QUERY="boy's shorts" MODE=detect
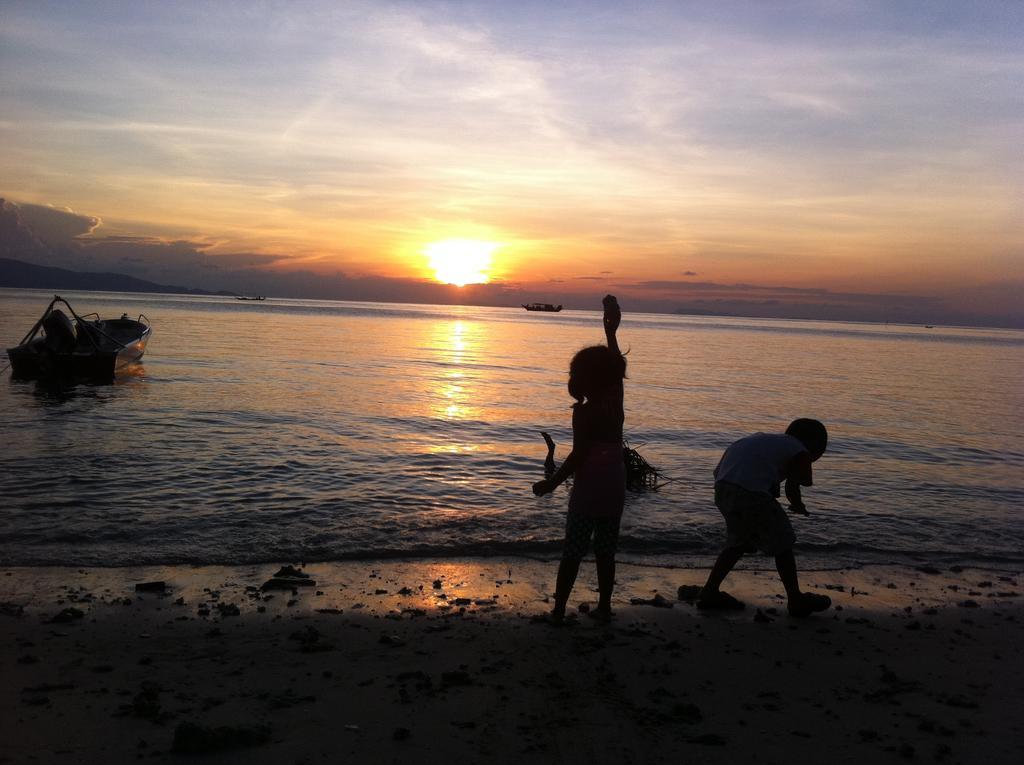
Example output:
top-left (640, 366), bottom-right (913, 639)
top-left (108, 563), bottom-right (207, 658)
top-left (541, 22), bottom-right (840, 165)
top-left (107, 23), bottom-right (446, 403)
top-left (562, 512), bottom-right (621, 560)
top-left (715, 481), bottom-right (795, 555)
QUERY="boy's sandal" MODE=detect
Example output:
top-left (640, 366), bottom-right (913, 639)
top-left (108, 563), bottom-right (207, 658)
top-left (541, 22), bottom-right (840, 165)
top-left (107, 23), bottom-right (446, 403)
top-left (696, 591), bottom-right (745, 610)
top-left (787, 592), bottom-right (832, 618)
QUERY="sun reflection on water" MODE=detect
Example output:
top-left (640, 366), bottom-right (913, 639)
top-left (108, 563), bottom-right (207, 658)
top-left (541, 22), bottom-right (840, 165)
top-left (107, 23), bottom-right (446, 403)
top-left (429, 319), bottom-right (483, 424)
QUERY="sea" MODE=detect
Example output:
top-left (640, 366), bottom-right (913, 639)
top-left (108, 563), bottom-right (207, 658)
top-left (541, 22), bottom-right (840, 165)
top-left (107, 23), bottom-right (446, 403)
top-left (1, 288), bottom-right (1022, 572)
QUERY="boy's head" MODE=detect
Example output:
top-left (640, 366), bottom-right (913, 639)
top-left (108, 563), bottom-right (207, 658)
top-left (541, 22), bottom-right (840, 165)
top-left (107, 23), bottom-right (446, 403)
top-left (568, 345), bottom-right (626, 403)
top-left (786, 418), bottom-right (828, 460)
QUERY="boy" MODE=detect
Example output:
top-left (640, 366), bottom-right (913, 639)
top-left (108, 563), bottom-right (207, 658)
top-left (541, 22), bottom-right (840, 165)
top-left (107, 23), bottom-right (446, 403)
top-left (695, 418), bottom-right (831, 617)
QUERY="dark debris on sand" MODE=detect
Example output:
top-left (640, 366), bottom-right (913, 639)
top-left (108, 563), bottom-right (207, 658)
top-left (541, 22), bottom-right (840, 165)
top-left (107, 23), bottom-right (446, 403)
top-left (171, 722), bottom-right (272, 754)
top-left (261, 565), bottom-right (316, 592)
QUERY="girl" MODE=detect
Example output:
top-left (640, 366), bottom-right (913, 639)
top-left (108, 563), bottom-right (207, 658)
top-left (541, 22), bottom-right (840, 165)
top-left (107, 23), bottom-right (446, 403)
top-left (533, 295), bottom-right (626, 622)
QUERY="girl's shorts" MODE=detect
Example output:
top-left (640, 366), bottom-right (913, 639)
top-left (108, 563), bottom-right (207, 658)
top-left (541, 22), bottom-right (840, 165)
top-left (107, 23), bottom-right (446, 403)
top-left (562, 512), bottom-right (621, 560)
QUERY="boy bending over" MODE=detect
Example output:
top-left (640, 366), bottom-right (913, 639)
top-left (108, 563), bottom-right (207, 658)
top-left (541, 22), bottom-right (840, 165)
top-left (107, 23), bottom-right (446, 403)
top-left (697, 418), bottom-right (831, 617)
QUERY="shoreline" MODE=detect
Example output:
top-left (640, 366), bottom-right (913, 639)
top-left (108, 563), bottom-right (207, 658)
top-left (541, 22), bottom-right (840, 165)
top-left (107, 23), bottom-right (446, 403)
top-left (4, 551), bottom-right (1023, 574)
top-left (3, 558), bottom-right (1022, 763)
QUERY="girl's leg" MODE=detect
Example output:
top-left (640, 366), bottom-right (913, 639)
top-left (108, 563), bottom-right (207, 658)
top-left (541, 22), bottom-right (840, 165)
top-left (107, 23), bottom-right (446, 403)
top-left (595, 553), bottom-right (615, 612)
top-left (592, 517), bottom-right (621, 615)
top-left (553, 555), bottom-right (582, 618)
top-left (552, 512), bottom-right (589, 618)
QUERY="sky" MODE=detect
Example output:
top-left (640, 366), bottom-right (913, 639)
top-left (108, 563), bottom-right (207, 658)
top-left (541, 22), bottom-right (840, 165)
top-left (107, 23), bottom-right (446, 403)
top-left (1, 1), bottom-right (1022, 325)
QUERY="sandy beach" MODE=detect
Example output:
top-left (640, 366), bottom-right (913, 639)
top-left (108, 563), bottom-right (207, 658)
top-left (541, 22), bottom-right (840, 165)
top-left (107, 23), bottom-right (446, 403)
top-left (2, 559), bottom-right (1022, 764)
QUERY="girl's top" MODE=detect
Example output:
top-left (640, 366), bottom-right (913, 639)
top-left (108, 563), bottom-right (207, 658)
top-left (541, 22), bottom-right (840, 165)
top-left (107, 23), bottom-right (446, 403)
top-left (568, 383), bottom-right (626, 518)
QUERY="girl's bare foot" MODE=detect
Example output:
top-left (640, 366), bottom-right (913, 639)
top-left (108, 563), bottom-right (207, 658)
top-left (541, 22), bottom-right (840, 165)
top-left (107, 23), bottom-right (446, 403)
top-left (549, 602), bottom-right (567, 623)
top-left (587, 605), bottom-right (613, 623)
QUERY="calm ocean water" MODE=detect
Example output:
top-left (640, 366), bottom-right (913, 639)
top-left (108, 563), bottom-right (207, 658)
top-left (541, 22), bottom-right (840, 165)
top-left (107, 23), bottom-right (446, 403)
top-left (1, 288), bottom-right (1022, 570)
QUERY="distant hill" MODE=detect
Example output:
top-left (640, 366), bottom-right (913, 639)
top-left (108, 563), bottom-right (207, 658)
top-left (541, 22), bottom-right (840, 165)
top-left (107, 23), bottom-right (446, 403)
top-left (0, 258), bottom-right (233, 296)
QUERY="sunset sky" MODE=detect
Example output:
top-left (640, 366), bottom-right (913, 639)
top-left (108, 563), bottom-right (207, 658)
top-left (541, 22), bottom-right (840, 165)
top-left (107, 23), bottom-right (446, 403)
top-left (1, 1), bottom-right (1022, 325)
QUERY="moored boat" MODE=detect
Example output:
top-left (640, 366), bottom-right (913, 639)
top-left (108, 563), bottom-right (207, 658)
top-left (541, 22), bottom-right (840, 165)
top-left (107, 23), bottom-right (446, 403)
top-left (522, 302), bottom-right (563, 312)
top-left (5, 295), bottom-right (151, 381)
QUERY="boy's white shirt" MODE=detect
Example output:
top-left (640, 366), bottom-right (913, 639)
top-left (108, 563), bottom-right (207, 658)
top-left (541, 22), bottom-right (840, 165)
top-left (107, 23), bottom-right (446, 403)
top-left (713, 433), bottom-right (807, 495)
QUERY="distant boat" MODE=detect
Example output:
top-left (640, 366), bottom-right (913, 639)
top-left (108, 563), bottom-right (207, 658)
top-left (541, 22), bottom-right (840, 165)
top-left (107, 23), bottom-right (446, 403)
top-left (6, 295), bottom-right (151, 381)
top-left (235, 295), bottom-right (266, 301)
top-left (522, 303), bottom-right (563, 312)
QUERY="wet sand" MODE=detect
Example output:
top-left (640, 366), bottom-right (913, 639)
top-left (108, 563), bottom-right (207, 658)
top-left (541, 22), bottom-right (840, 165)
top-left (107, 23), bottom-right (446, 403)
top-left (2, 559), bottom-right (1022, 764)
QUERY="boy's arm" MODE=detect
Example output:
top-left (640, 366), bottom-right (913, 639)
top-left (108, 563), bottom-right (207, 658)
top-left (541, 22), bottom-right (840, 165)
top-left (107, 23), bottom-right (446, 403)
top-left (603, 294), bottom-right (621, 355)
top-left (785, 452), bottom-right (813, 515)
top-left (785, 478), bottom-right (807, 514)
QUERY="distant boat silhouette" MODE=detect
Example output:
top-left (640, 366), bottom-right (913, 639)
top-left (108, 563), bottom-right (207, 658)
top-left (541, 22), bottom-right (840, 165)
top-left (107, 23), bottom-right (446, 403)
top-left (235, 295), bottom-right (266, 301)
top-left (522, 303), bottom-right (563, 312)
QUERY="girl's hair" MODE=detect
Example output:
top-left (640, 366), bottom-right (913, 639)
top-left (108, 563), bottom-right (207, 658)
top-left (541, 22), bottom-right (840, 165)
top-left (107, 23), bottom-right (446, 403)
top-left (568, 345), bottom-right (627, 404)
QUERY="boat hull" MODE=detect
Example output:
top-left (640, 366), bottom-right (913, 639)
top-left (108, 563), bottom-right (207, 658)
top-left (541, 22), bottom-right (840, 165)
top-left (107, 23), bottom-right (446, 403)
top-left (7, 323), bottom-right (150, 381)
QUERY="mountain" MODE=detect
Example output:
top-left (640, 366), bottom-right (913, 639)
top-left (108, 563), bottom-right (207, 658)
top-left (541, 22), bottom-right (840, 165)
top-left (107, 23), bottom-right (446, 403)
top-left (0, 258), bottom-right (234, 296)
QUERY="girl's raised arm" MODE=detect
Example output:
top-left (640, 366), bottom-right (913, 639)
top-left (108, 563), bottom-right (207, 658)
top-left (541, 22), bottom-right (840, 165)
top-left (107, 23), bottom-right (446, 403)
top-left (603, 294), bottom-right (621, 354)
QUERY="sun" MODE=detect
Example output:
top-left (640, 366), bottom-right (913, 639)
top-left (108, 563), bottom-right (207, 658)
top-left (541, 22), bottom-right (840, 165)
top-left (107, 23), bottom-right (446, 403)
top-left (425, 239), bottom-right (499, 286)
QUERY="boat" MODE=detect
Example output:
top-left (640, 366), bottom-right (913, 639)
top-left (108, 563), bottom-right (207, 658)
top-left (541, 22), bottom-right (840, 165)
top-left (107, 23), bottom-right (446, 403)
top-left (235, 295), bottom-right (266, 301)
top-left (6, 295), bottom-right (151, 381)
top-left (522, 303), bottom-right (563, 312)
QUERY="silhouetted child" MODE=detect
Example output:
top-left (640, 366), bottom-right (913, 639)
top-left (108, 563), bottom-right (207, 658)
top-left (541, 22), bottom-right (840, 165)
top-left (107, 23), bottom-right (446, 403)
top-left (696, 419), bottom-right (832, 617)
top-left (533, 295), bottom-right (626, 623)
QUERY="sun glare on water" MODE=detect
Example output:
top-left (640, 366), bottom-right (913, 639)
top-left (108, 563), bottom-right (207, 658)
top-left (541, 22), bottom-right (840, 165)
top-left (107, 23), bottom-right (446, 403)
top-left (425, 239), bottom-right (499, 286)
